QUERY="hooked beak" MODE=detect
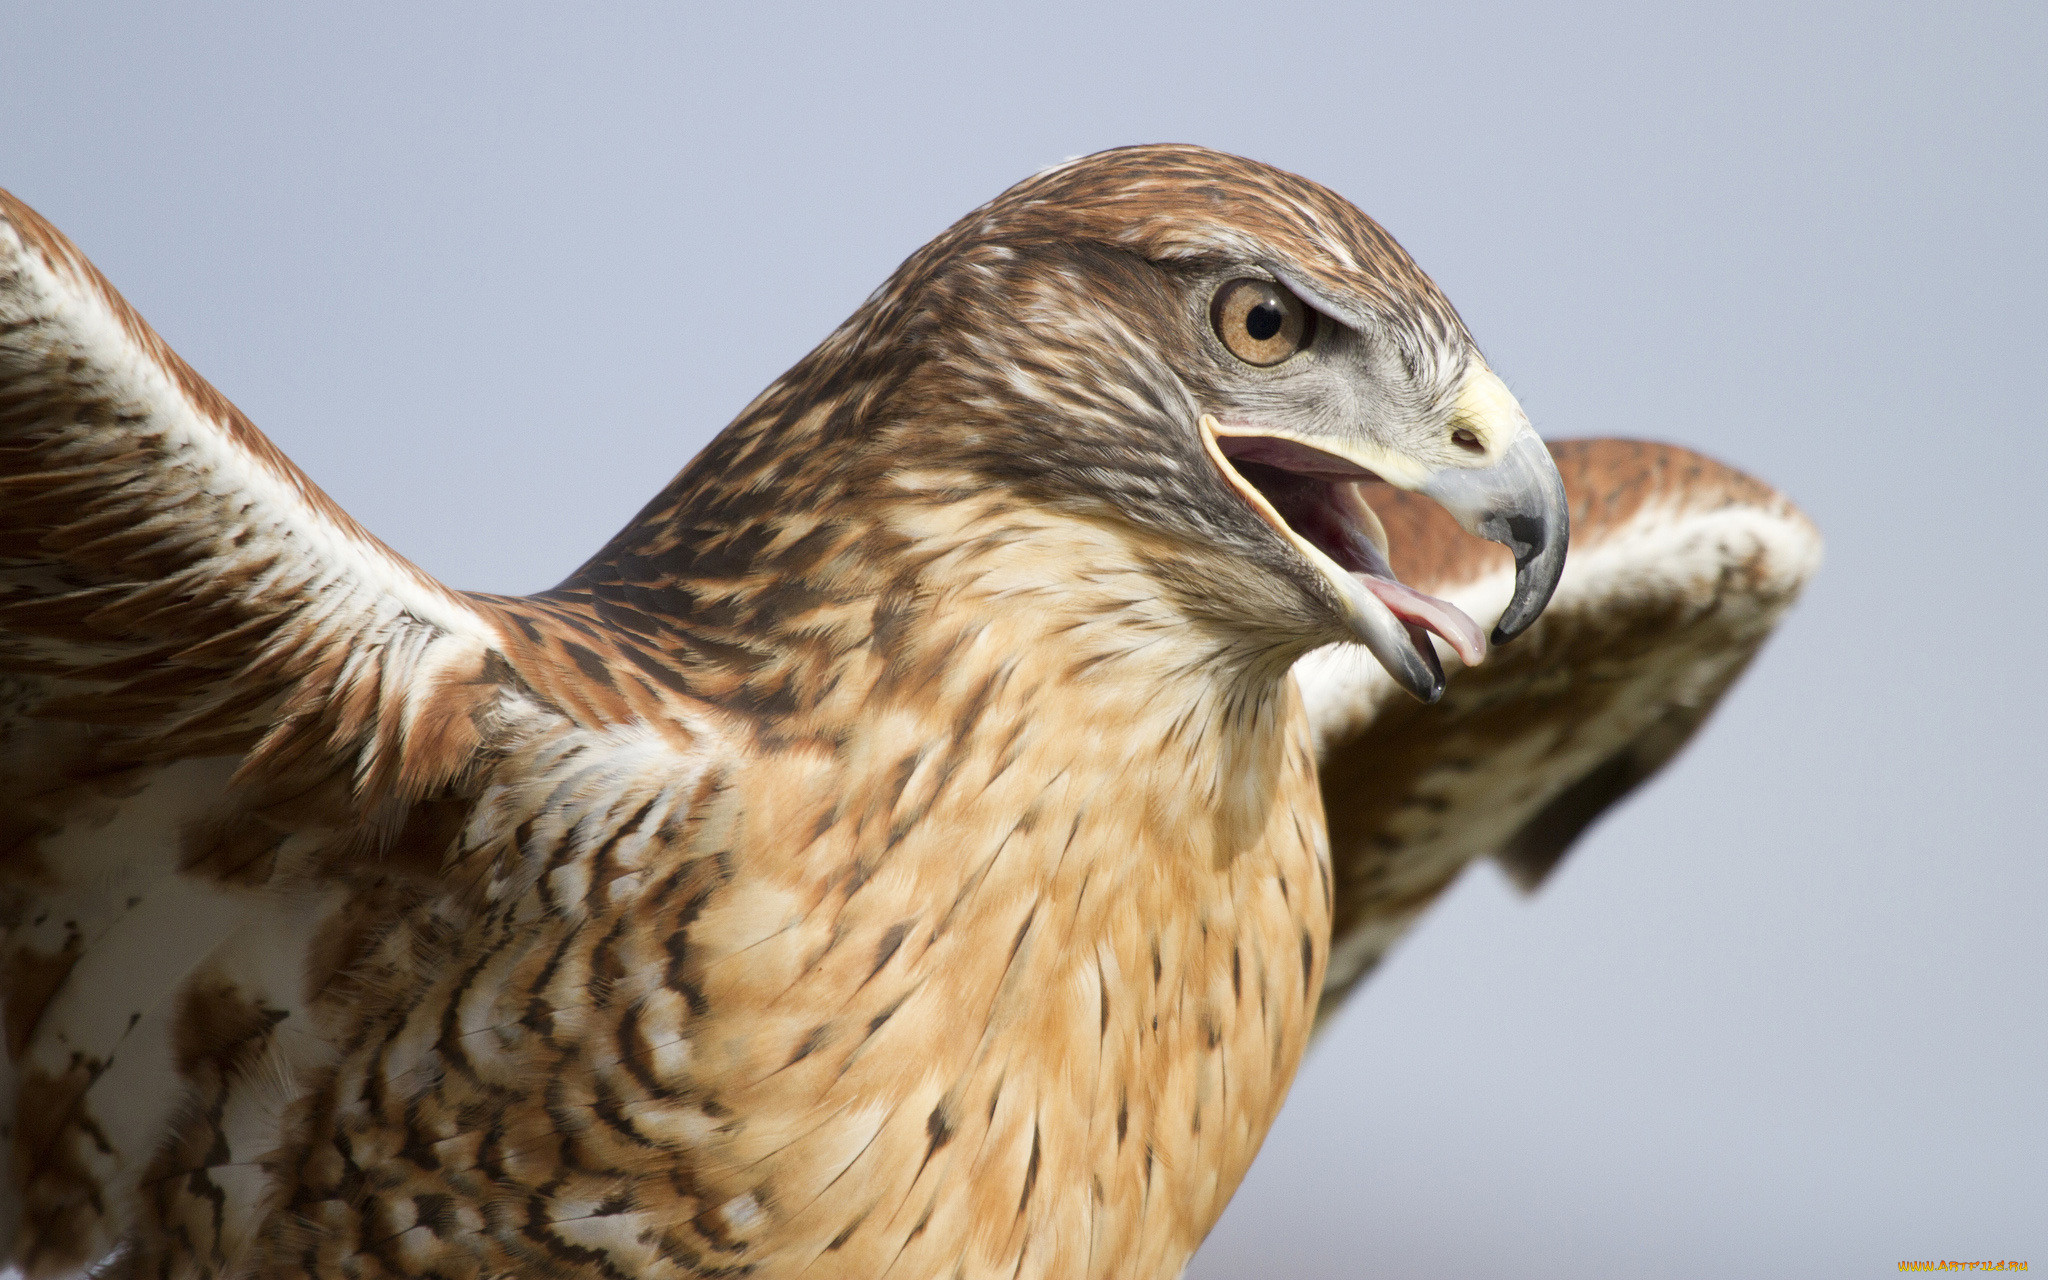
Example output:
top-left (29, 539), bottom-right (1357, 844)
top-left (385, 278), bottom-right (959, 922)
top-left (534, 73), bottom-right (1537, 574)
top-left (1420, 368), bottom-right (1570, 644)
top-left (1199, 365), bottom-right (1569, 701)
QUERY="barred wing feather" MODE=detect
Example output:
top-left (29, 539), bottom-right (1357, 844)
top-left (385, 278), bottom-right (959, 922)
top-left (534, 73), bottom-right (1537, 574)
top-left (1301, 439), bottom-right (1821, 1019)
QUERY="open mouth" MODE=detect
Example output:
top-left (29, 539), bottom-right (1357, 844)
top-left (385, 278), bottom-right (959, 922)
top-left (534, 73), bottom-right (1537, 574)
top-left (1199, 416), bottom-right (1487, 702)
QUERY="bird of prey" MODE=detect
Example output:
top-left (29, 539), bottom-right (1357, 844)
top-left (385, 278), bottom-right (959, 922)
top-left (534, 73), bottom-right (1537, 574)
top-left (0, 146), bottom-right (1816, 1279)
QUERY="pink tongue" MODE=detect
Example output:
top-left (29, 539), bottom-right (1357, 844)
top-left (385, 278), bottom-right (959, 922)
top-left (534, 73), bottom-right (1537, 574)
top-left (1359, 576), bottom-right (1488, 668)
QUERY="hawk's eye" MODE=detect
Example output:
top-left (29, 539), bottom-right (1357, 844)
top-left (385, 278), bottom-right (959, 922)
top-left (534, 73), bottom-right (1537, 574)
top-left (1209, 278), bottom-right (1314, 367)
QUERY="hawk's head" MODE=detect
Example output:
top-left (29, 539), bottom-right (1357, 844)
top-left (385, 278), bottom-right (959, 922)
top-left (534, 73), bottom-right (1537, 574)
top-left (646, 145), bottom-right (1568, 704)
top-left (834, 144), bottom-right (1568, 702)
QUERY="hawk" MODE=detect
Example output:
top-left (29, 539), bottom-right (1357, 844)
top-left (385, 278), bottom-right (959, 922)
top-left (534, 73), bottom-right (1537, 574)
top-left (0, 146), bottom-right (1815, 1279)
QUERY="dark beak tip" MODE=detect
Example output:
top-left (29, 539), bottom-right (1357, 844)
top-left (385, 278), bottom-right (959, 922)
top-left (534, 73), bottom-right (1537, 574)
top-left (1394, 623), bottom-right (1447, 703)
top-left (1489, 611), bottom-right (1543, 645)
top-left (1491, 505), bottom-right (1570, 646)
top-left (1417, 430), bottom-right (1570, 653)
top-left (1492, 559), bottom-right (1564, 646)
top-left (1398, 670), bottom-right (1446, 704)
top-left (1489, 608), bottom-right (1535, 647)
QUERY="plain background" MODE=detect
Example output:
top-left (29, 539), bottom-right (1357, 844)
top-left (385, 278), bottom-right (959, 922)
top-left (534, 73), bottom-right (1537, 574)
top-left (3, 3), bottom-right (2042, 1275)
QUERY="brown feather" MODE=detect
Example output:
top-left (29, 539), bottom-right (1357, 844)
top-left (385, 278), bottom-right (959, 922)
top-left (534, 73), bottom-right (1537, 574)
top-left (1307, 439), bottom-right (1820, 1011)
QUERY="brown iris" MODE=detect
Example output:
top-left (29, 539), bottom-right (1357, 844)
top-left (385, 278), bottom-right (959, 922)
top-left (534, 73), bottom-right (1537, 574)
top-left (1209, 278), bottom-right (1314, 367)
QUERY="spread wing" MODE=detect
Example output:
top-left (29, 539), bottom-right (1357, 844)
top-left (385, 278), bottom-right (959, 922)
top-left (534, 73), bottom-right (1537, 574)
top-left (0, 188), bottom-right (722, 1276)
top-left (1297, 440), bottom-right (1821, 1018)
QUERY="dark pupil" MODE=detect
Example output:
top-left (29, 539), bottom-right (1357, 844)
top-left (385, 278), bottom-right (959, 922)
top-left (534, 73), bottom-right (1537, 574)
top-left (1244, 301), bottom-right (1284, 341)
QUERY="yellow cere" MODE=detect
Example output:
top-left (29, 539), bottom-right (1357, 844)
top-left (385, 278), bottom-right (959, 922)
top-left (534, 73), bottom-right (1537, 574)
top-left (1448, 366), bottom-right (1530, 461)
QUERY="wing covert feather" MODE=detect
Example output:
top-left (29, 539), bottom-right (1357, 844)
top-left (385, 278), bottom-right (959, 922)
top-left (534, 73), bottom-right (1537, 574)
top-left (1297, 439), bottom-right (1820, 1018)
top-left (0, 188), bottom-right (731, 1276)
top-left (0, 187), bottom-right (502, 807)
top-left (0, 184), bottom-right (513, 1276)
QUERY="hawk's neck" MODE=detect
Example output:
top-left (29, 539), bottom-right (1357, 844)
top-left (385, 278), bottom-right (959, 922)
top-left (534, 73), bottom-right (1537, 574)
top-left (659, 494), bottom-right (1335, 1278)
top-left (529, 448), bottom-right (1336, 1277)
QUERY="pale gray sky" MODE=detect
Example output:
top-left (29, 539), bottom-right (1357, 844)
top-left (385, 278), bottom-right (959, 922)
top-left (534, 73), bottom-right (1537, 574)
top-left (4, 3), bottom-right (2042, 1275)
